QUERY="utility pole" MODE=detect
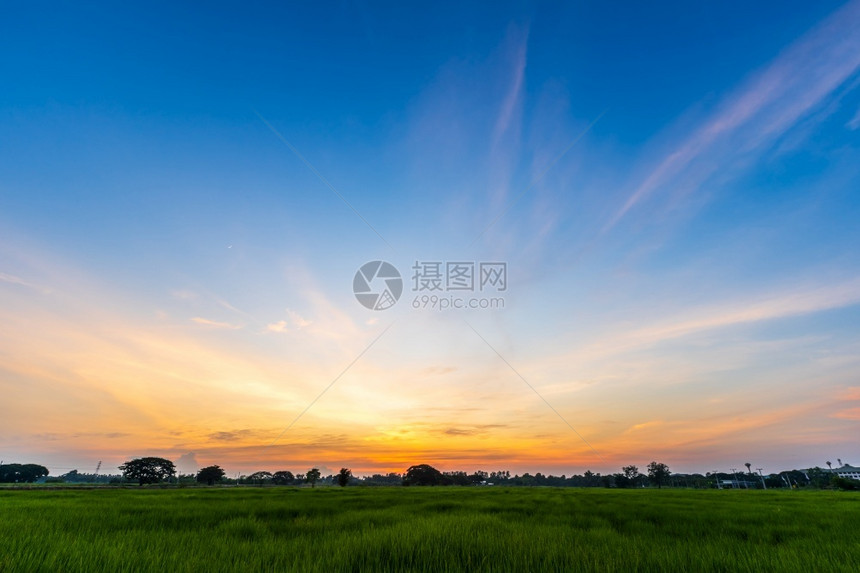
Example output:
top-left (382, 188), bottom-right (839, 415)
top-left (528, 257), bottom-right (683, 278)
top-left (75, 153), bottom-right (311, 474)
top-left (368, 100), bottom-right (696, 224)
top-left (714, 470), bottom-right (722, 489)
top-left (756, 468), bottom-right (767, 489)
top-left (730, 468), bottom-right (738, 489)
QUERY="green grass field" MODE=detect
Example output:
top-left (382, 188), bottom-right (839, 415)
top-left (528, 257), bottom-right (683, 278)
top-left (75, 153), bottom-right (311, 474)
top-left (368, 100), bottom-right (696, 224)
top-left (1, 487), bottom-right (857, 572)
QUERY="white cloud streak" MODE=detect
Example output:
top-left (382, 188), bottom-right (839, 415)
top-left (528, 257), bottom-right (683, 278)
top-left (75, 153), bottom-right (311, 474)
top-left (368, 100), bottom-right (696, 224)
top-left (491, 26), bottom-right (528, 148)
top-left (190, 317), bottom-right (242, 329)
top-left (848, 106), bottom-right (860, 130)
top-left (627, 277), bottom-right (860, 344)
top-left (605, 0), bottom-right (860, 231)
top-left (0, 271), bottom-right (50, 293)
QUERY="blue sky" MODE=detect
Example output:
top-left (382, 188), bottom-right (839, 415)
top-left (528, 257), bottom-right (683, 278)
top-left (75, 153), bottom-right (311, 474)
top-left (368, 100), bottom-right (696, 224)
top-left (1, 1), bottom-right (859, 476)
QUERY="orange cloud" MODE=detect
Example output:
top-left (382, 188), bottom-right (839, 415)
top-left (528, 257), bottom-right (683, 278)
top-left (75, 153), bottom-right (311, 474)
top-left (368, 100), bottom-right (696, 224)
top-left (832, 408), bottom-right (860, 420)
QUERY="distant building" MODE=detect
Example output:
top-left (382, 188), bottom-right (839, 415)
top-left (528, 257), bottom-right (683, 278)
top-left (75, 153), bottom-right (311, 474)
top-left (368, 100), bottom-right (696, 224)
top-left (834, 465), bottom-right (860, 480)
top-left (720, 479), bottom-right (758, 489)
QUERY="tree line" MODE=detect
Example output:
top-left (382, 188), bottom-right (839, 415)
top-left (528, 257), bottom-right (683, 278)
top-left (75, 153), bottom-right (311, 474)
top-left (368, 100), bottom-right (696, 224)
top-left (103, 458), bottom-right (675, 488)
top-left (115, 458), bottom-right (351, 487)
top-left (3, 459), bottom-right (855, 490)
top-left (107, 459), bottom-right (677, 487)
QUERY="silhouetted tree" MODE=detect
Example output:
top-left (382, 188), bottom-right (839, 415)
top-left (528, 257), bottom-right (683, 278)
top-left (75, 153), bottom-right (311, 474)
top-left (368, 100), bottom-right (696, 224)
top-left (337, 468), bottom-right (352, 487)
top-left (807, 467), bottom-right (830, 488)
top-left (306, 468), bottom-right (321, 488)
top-left (647, 461), bottom-right (671, 489)
top-left (443, 471), bottom-right (471, 485)
top-left (831, 475), bottom-right (860, 490)
top-left (580, 470), bottom-right (600, 487)
top-left (403, 464), bottom-right (446, 486)
top-left (248, 471), bottom-right (272, 486)
top-left (53, 470), bottom-right (118, 484)
top-left (119, 457), bottom-right (175, 485)
top-left (469, 471), bottom-right (489, 484)
top-left (0, 463), bottom-right (49, 483)
top-left (612, 466), bottom-right (639, 487)
top-left (614, 465), bottom-right (640, 488)
top-left (196, 465), bottom-right (225, 486)
top-left (360, 473), bottom-right (402, 485)
top-left (60, 469), bottom-right (80, 482)
top-left (623, 465), bottom-right (640, 480)
top-left (272, 471), bottom-right (295, 485)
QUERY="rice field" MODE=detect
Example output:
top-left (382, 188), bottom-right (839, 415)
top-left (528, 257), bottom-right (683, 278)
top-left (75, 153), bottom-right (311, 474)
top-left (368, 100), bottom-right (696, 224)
top-left (0, 487), bottom-right (857, 572)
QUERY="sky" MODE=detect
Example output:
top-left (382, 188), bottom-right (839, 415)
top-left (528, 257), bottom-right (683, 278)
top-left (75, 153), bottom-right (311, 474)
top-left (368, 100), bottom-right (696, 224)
top-left (1, 1), bottom-right (859, 478)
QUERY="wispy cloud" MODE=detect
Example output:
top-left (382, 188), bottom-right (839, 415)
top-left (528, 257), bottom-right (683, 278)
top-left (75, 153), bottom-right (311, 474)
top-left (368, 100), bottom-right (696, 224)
top-left (266, 320), bottom-right (288, 333)
top-left (208, 429), bottom-right (257, 442)
top-left (0, 271), bottom-right (50, 294)
top-left (840, 386), bottom-right (860, 401)
top-left (491, 25), bottom-right (528, 149)
top-left (265, 309), bottom-right (312, 334)
top-left (287, 308), bottom-right (311, 328)
top-left (629, 277), bottom-right (860, 343)
top-left (214, 296), bottom-right (253, 318)
top-left (832, 385), bottom-right (860, 420)
top-left (848, 106), bottom-right (860, 130)
top-left (191, 317), bottom-right (242, 329)
top-left (171, 289), bottom-right (198, 301)
top-left (443, 424), bottom-right (507, 437)
top-left (566, 277), bottom-right (860, 362)
top-left (605, 0), bottom-right (860, 231)
top-left (832, 408), bottom-right (860, 420)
